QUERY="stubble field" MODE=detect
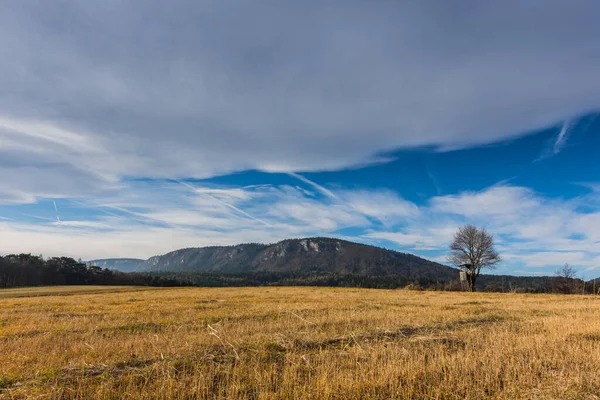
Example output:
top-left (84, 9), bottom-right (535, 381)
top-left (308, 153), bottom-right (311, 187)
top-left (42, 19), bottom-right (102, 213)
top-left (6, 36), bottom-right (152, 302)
top-left (1, 286), bottom-right (600, 399)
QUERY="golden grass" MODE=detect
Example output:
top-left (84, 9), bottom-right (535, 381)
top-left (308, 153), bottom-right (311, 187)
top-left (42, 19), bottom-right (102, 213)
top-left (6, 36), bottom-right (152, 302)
top-left (1, 286), bottom-right (600, 399)
top-left (0, 286), bottom-right (159, 299)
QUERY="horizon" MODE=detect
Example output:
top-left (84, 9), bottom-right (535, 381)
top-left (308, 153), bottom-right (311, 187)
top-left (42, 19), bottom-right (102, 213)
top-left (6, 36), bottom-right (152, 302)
top-left (12, 235), bottom-right (598, 281)
top-left (1, 2), bottom-right (600, 278)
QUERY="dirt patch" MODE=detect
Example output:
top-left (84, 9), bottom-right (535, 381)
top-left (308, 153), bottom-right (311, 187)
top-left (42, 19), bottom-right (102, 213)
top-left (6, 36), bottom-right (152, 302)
top-left (455, 301), bottom-right (493, 306)
top-left (51, 313), bottom-right (105, 319)
top-left (448, 315), bottom-right (507, 327)
top-left (290, 315), bottom-right (505, 350)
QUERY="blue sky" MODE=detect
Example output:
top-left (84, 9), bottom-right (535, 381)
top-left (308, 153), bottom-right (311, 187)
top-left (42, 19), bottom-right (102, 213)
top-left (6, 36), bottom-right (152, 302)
top-left (1, 1), bottom-right (600, 277)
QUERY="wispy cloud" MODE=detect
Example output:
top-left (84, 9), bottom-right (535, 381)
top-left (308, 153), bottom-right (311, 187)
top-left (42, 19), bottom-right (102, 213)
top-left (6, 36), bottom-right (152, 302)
top-left (288, 173), bottom-right (338, 199)
top-left (0, 182), bottom-right (414, 258)
top-left (52, 200), bottom-right (61, 222)
top-left (553, 120), bottom-right (573, 154)
top-left (175, 180), bottom-right (272, 227)
top-left (535, 118), bottom-right (579, 162)
top-left (340, 190), bottom-right (419, 224)
top-left (51, 220), bottom-right (111, 229)
top-left (3, 180), bottom-right (600, 277)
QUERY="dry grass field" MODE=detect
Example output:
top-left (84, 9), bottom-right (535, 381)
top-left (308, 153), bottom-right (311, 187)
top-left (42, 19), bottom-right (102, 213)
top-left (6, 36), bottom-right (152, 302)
top-left (1, 286), bottom-right (600, 399)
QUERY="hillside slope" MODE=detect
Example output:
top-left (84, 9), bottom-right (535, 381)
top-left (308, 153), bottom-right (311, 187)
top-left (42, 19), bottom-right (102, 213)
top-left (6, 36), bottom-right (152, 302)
top-left (137, 237), bottom-right (458, 282)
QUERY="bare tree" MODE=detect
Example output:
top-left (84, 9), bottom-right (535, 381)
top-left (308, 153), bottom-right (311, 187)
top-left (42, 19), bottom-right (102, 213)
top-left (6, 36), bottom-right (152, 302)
top-left (448, 225), bottom-right (501, 292)
top-left (554, 263), bottom-right (578, 294)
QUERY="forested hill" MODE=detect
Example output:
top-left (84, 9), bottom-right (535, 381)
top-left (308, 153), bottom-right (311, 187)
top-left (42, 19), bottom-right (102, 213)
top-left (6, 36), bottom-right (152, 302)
top-left (136, 237), bottom-right (459, 282)
top-left (0, 254), bottom-right (184, 288)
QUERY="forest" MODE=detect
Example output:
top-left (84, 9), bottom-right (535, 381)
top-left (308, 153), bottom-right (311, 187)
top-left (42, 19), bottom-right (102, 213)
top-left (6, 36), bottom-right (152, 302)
top-left (0, 254), bottom-right (185, 288)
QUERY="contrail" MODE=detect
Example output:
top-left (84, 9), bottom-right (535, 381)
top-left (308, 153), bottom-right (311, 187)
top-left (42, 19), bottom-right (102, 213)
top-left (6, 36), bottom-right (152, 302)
top-left (69, 199), bottom-right (125, 219)
top-left (22, 213), bottom-right (56, 222)
top-left (206, 193), bottom-right (273, 227)
top-left (53, 200), bottom-right (61, 222)
top-left (533, 117), bottom-right (581, 163)
top-left (288, 172), bottom-right (338, 199)
top-left (288, 172), bottom-right (380, 224)
top-left (70, 199), bottom-right (170, 227)
top-left (553, 119), bottom-right (572, 154)
top-left (427, 170), bottom-right (442, 195)
top-left (174, 180), bottom-right (272, 227)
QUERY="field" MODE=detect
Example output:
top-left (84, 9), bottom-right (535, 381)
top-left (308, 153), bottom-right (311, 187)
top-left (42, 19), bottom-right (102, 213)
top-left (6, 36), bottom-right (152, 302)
top-left (1, 287), bottom-right (600, 399)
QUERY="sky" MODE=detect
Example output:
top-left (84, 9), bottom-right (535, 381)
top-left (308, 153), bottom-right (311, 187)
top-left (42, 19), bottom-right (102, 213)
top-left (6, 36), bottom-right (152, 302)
top-left (1, 1), bottom-right (600, 277)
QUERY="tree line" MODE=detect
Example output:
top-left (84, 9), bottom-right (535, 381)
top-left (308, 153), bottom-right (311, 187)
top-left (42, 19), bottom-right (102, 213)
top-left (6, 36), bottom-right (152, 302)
top-left (139, 270), bottom-right (586, 293)
top-left (0, 254), bottom-right (186, 288)
top-left (0, 247), bottom-right (589, 293)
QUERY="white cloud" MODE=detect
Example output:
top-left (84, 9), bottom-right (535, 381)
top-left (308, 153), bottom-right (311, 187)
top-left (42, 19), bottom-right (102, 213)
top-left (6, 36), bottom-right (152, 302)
top-left (341, 190), bottom-right (419, 224)
top-left (1, 1), bottom-right (600, 202)
top-left (51, 220), bottom-right (111, 229)
top-left (0, 183), bottom-right (413, 259)
top-left (430, 186), bottom-right (539, 219)
top-left (1, 181), bottom-right (600, 277)
top-left (363, 185), bottom-right (600, 275)
top-left (0, 221), bottom-right (253, 260)
top-left (140, 211), bottom-right (242, 229)
top-left (504, 252), bottom-right (588, 269)
top-left (364, 230), bottom-right (451, 251)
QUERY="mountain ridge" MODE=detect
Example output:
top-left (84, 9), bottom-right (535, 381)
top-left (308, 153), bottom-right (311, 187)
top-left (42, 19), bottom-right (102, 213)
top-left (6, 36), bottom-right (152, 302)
top-left (90, 237), bottom-right (459, 282)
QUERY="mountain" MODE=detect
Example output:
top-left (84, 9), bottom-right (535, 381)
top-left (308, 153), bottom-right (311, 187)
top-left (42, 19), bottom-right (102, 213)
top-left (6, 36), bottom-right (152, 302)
top-left (136, 237), bottom-right (459, 282)
top-left (88, 258), bottom-right (144, 272)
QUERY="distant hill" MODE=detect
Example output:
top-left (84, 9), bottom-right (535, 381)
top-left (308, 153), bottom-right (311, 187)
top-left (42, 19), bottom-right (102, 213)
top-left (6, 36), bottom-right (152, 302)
top-left (88, 258), bottom-right (144, 272)
top-left (82, 238), bottom-right (585, 292)
top-left (136, 237), bottom-right (459, 282)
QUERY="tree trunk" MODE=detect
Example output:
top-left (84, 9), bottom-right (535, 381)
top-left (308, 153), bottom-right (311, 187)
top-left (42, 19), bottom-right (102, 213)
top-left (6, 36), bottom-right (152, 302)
top-left (468, 273), bottom-right (477, 292)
